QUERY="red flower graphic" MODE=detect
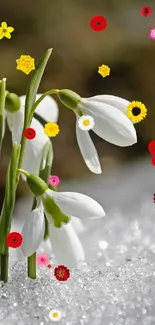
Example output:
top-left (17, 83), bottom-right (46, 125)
top-left (6, 232), bottom-right (23, 248)
top-left (148, 140), bottom-right (155, 155)
top-left (90, 15), bottom-right (107, 32)
top-left (24, 127), bottom-right (36, 140)
top-left (151, 156), bottom-right (155, 166)
top-left (54, 265), bottom-right (70, 281)
top-left (140, 6), bottom-right (152, 17)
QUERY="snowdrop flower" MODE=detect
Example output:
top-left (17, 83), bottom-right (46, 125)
top-left (20, 203), bottom-right (86, 267)
top-left (18, 169), bottom-right (105, 227)
top-left (57, 90), bottom-right (137, 174)
top-left (4, 94), bottom-right (59, 178)
top-left (17, 170), bottom-right (105, 262)
top-left (11, 197), bottom-right (86, 267)
top-left (42, 188), bottom-right (105, 227)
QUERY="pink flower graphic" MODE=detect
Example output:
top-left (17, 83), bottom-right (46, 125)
top-left (48, 175), bottom-right (60, 187)
top-left (149, 28), bottom-right (155, 40)
top-left (36, 253), bottom-right (49, 267)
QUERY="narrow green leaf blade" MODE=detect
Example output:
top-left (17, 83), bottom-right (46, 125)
top-left (25, 48), bottom-right (53, 122)
top-left (0, 78), bottom-right (6, 151)
top-left (0, 142), bottom-right (20, 254)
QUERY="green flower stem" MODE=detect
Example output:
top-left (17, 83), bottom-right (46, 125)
top-left (0, 79), bottom-right (6, 155)
top-left (28, 253), bottom-right (36, 279)
top-left (0, 143), bottom-right (20, 282)
top-left (39, 141), bottom-right (53, 239)
top-left (0, 49), bottom-right (53, 282)
top-left (30, 89), bottom-right (59, 119)
top-left (0, 253), bottom-right (8, 283)
top-left (27, 140), bottom-right (54, 277)
top-left (27, 196), bottom-right (37, 279)
top-left (44, 215), bottom-right (49, 239)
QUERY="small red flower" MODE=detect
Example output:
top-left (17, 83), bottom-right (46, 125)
top-left (148, 140), bottom-right (155, 154)
top-left (140, 6), bottom-right (152, 17)
top-left (6, 232), bottom-right (23, 248)
top-left (151, 156), bottom-right (155, 166)
top-left (90, 15), bottom-right (107, 32)
top-left (47, 264), bottom-right (52, 268)
top-left (24, 127), bottom-right (36, 140)
top-left (54, 265), bottom-right (70, 281)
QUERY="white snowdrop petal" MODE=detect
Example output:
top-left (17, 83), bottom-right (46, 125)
top-left (20, 94), bottom-right (59, 123)
top-left (47, 189), bottom-right (105, 219)
top-left (76, 115), bottom-right (102, 174)
top-left (21, 205), bottom-right (45, 257)
top-left (79, 100), bottom-right (137, 147)
top-left (86, 95), bottom-right (130, 115)
top-left (49, 222), bottom-right (85, 268)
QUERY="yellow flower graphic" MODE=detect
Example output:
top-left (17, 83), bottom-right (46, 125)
top-left (16, 55), bottom-right (35, 75)
top-left (126, 101), bottom-right (147, 123)
top-left (44, 122), bottom-right (60, 137)
top-left (98, 64), bottom-right (110, 78)
top-left (0, 21), bottom-right (14, 39)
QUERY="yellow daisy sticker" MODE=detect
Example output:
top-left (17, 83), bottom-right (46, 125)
top-left (98, 64), bottom-right (110, 78)
top-left (0, 21), bottom-right (14, 39)
top-left (44, 122), bottom-right (60, 137)
top-left (16, 55), bottom-right (35, 75)
top-left (126, 101), bottom-right (147, 123)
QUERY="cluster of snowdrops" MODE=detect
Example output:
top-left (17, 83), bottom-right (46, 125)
top-left (0, 48), bottom-right (147, 283)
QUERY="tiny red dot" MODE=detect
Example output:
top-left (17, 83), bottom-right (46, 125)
top-left (151, 156), bottom-right (155, 166)
top-left (90, 15), bottom-right (107, 32)
top-left (47, 264), bottom-right (52, 268)
top-left (24, 128), bottom-right (36, 140)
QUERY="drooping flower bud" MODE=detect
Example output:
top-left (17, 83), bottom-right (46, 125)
top-left (58, 89), bottom-right (81, 110)
top-left (5, 92), bottom-right (20, 113)
top-left (17, 169), bottom-right (48, 196)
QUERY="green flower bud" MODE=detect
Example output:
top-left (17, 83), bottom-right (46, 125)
top-left (5, 93), bottom-right (20, 113)
top-left (18, 169), bottom-right (48, 196)
top-left (58, 89), bottom-right (81, 110)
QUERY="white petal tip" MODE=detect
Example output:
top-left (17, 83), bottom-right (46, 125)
top-left (121, 134), bottom-right (137, 147)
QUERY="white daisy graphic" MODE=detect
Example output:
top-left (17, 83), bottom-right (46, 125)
top-left (49, 309), bottom-right (62, 321)
top-left (77, 115), bottom-right (95, 131)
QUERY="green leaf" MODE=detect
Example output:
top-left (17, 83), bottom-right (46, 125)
top-left (24, 48), bottom-right (53, 124)
top-left (0, 78), bottom-right (6, 152)
top-left (0, 143), bottom-right (20, 254)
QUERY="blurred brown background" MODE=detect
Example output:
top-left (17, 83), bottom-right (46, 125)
top-left (0, 0), bottom-right (155, 204)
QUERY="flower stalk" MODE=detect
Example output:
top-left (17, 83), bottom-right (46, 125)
top-left (27, 140), bottom-right (53, 279)
top-left (0, 78), bottom-right (6, 154)
top-left (28, 253), bottom-right (36, 279)
top-left (0, 143), bottom-right (20, 282)
top-left (0, 49), bottom-right (53, 282)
